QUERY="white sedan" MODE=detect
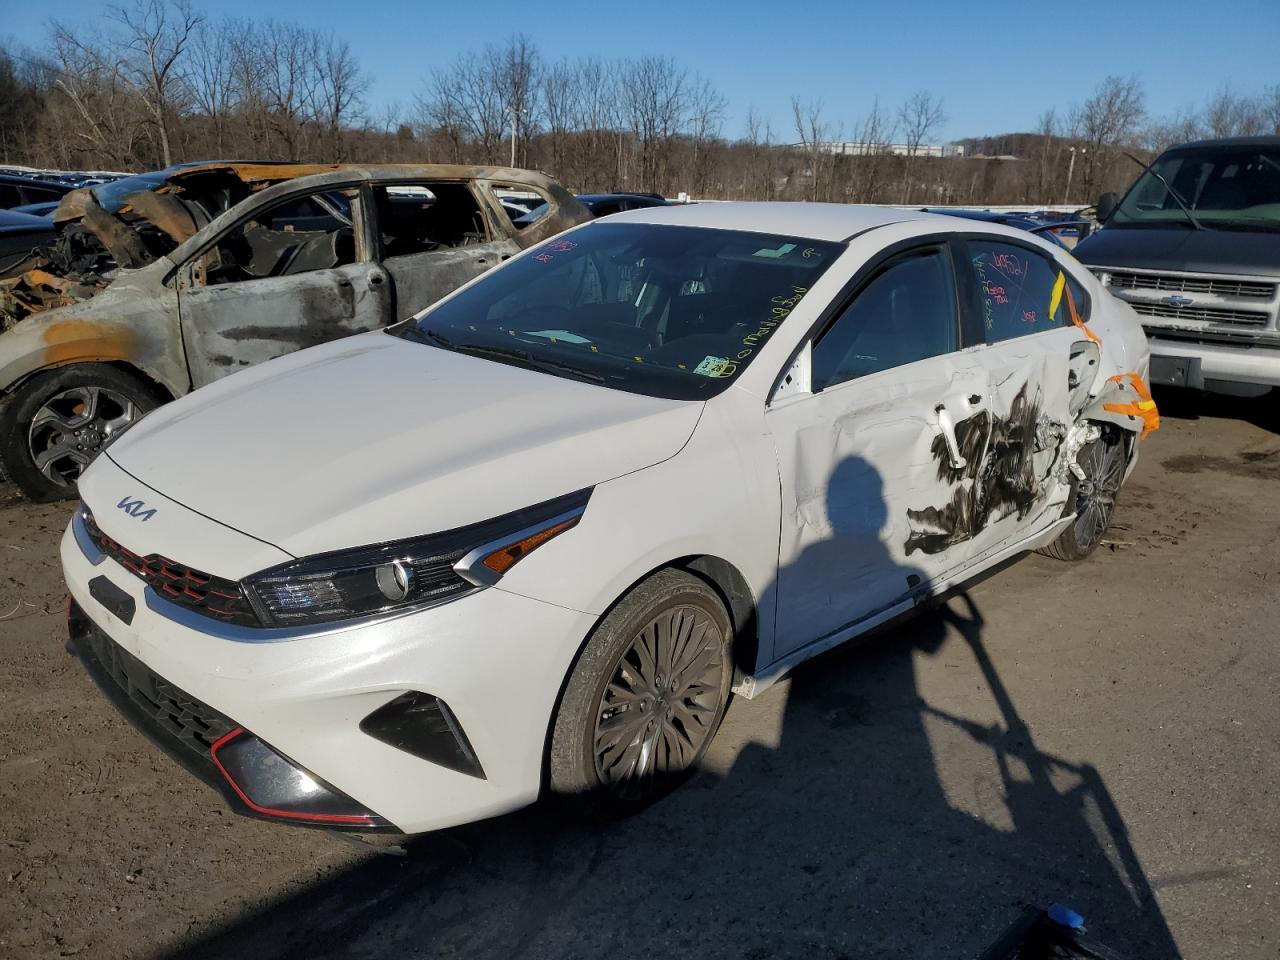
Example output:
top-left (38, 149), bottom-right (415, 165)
top-left (61, 203), bottom-right (1158, 834)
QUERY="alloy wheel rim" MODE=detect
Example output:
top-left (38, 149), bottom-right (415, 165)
top-left (592, 604), bottom-right (726, 794)
top-left (1072, 437), bottom-right (1125, 548)
top-left (28, 386), bottom-right (139, 487)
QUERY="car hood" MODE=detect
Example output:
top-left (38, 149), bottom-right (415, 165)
top-left (107, 332), bottom-right (703, 559)
top-left (1076, 225), bottom-right (1280, 275)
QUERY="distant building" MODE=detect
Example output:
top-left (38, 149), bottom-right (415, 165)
top-left (793, 141), bottom-right (966, 158)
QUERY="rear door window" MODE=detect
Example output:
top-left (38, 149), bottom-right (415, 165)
top-left (966, 240), bottom-right (1089, 342)
top-left (374, 183), bottom-right (489, 259)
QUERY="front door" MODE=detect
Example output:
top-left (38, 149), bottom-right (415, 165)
top-left (766, 243), bottom-right (992, 657)
top-left (177, 187), bottom-right (392, 387)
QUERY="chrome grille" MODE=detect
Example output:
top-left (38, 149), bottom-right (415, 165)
top-left (1129, 301), bottom-right (1271, 326)
top-left (1108, 271), bottom-right (1276, 299)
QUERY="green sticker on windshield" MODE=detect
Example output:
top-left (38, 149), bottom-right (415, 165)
top-left (753, 242), bottom-right (797, 259)
top-left (694, 355), bottom-right (736, 378)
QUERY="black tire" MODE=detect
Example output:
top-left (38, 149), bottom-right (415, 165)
top-left (548, 569), bottom-right (733, 815)
top-left (1038, 425), bottom-right (1128, 562)
top-left (0, 364), bottom-right (165, 502)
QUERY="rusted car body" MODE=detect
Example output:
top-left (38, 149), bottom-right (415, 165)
top-left (0, 163), bottom-right (590, 499)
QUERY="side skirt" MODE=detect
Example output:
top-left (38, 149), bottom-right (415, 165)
top-left (732, 514), bottom-right (1074, 700)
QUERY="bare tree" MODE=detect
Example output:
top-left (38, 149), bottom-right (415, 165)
top-left (687, 76), bottom-right (726, 196)
top-left (621, 56), bottom-right (688, 193)
top-left (851, 99), bottom-right (894, 202)
top-left (188, 19), bottom-right (234, 156)
top-left (312, 35), bottom-right (367, 160)
top-left (1264, 85), bottom-right (1280, 135)
top-left (49, 21), bottom-right (145, 168)
top-left (495, 35), bottom-right (540, 167)
top-left (542, 58), bottom-right (579, 176)
top-left (1205, 84), bottom-right (1265, 138)
top-left (109, 0), bottom-right (201, 167)
top-left (791, 97), bottom-right (832, 202)
top-left (1073, 75), bottom-right (1145, 200)
top-left (897, 90), bottom-right (946, 202)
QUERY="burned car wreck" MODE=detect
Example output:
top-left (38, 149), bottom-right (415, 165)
top-left (0, 162), bottom-right (590, 499)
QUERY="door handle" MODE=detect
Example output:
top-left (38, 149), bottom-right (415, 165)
top-left (369, 274), bottom-right (384, 285)
top-left (935, 403), bottom-right (967, 470)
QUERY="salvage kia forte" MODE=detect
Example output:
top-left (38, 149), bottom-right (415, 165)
top-left (62, 203), bottom-right (1158, 834)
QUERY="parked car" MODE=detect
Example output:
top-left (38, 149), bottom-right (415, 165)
top-left (0, 173), bottom-right (73, 210)
top-left (0, 209), bottom-right (57, 275)
top-left (62, 203), bottom-right (1157, 835)
top-left (0, 162), bottom-right (590, 500)
top-left (920, 208), bottom-right (1080, 250)
top-left (1075, 136), bottom-right (1280, 397)
top-left (10, 201), bottom-right (60, 218)
top-left (514, 191), bottom-right (674, 227)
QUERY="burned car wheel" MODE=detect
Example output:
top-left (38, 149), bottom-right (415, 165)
top-left (0, 364), bottom-right (163, 501)
top-left (548, 569), bottom-right (733, 814)
top-left (1038, 426), bottom-right (1128, 562)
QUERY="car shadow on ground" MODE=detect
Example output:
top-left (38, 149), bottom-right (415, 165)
top-left (164, 457), bottom-right (1180, 960)
top-left (1152, 384), bottom-right (1279, 435)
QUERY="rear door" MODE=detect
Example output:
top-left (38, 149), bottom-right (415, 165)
top-left (371, 180), bottom-right (519, 321)
top-left (947, 234), bottom-right (1097, 552)
top-left (766, 240), bottom-right (992, 656)
top-left (176, 185), bottom-right (392, 387)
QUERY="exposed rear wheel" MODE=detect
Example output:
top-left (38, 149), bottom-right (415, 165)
top-left (0, 364), bottom-right (164, 501)
top-left (549, 569), bottom-right (733, 813)
top-left (1039, 426), bottom-right (1128, 562)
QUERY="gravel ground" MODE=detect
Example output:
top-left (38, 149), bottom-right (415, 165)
top-left (1, 387), bottom-right (1277, 960)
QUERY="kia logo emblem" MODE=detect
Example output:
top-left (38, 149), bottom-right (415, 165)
top-left (118, 496), bottom-right (157, 522)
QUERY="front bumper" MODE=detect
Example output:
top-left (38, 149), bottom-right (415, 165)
top-left (61, 517), bottom-right (599, 834)
top-left (1148, 333), bottom-right (1280, 389)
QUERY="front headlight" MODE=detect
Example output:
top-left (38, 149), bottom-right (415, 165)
top-left (242, 488), bottom-right (591, 627)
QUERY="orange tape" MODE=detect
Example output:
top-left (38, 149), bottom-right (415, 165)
top-left (1102, 371), bottom-right (1160, 439)
top-left (1064, 281), bottom-right (1101, 345)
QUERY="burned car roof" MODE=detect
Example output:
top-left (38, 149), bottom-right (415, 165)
top-left (2, 162), bottom-right (577, 331)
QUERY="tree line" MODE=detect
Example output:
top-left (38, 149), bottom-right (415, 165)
top-left (2, 2), bottom-right (1278, 207)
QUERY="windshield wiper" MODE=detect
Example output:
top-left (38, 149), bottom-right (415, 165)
top-left (453, 341), bottom-right (606, 385)
top-left (1123, 152), bottom-right (1206, 231)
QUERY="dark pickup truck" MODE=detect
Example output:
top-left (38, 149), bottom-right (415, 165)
top-left (1075, 136), bottom-right (1280, 397)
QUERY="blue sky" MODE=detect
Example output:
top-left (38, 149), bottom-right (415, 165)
top-left (8, 0), bottom-right (1279, 141)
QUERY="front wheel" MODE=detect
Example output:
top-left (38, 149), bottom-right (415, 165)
top-left (548, 569), bottom-right (733, 814)
top-left (1038, 426), bottom-right (1128, 562)
top-left (0, 364), bottom-right (164, 502)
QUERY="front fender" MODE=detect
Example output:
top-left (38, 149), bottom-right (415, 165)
top-left (0, 269), bottom-right (188, 398)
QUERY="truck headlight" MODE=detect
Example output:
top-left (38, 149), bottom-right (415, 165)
top-left (242, 489), bottom-right (590, 627)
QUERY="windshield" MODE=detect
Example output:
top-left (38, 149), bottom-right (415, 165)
top-left (1113, 146), bottom-right (1280, 231)
top-left (393, 221), bottom-right (843, 400)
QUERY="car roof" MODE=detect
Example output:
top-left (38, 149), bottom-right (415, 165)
top-left (577, 193), bottom-right (666, 202)
top-left (1168, 135), bottom-right (1280, 151)
top-left (598, 201), bottom-right (941, 241)
top-left (0, 173), bottom-right (70, 189)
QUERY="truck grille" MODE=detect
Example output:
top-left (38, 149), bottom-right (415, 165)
top-left (82, 508), bottom-right (259, 626)
top-left (1108, 270), bottom-right (1276, 300)
top-left (1129, 301), bottom-right (1271, 326)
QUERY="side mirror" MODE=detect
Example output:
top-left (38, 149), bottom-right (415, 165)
top-left (1095, 192), bottom-right (1118, 223)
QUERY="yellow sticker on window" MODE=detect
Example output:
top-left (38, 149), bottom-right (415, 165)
top-left (1049, 271), bottom-right (1066, 322)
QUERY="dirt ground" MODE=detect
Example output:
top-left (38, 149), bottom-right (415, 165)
top-left (1, 387), bottom-right (1278, 960)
